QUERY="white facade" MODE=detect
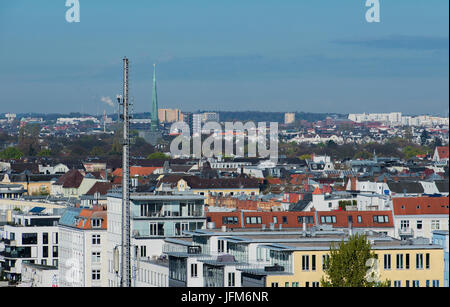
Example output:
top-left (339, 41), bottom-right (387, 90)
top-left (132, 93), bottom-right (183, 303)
top-left (393, 214), bottom-right (449, 241)
top-left (20, 263), bottom-right (58, 287)
top-left (1, 218), bottom-right (59, 281)
top-left (58, 225), bottom-right (109, 287)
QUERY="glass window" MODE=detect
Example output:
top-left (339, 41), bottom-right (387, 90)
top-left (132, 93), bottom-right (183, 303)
top-left (417, 220), bottom-right (423, 230)
top-left (416, 254), bottom-right (423, 269)
top-left (384, 254), bottom-right (391, 270)
top-left (302, 255), bottom-right (309, 271)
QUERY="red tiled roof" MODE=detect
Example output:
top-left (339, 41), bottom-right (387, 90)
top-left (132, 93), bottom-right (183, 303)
top-left (267, 178), bottom-right (282, 185)
top-left (112, 166), bottom-right (161, 177)
top-left (318, 211), bottom-right (394, 228)
top-left (76, 209), bottom-right (107, 230)
top-left (436, 146), bottom-right (449, 159)
top-left (393, 196), bottom-right (449, 215)
top-left (312, 187), bottom-right (323, 195)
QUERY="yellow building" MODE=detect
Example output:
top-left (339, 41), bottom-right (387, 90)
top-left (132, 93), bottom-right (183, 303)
top-left (260, 239), bottom-right (444, 288)
top-left (1, 173), bottom-right (55, 196)
top-left (156, 175), bottom-right (260, 205)
top-left (158, 108), bottom-right (182, 123)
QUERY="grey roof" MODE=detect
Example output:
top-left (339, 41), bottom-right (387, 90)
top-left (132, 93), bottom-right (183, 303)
top-left (435, 180), bottom-right (449, 193)
top-left (387, 181), bottom-right (424, 194)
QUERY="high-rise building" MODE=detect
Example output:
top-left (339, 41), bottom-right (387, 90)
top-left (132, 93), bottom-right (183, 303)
top-left (192, 114), bottom-right (202, 136)
top-left (158, 109), bottom-right (182, 123)
top-left (202, 112), bottom-right (219, 123)
top-left (285, 113), bottom-right (295, 125)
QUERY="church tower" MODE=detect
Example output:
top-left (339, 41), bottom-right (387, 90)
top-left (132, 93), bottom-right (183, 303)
top-left (151, 64), bottom-right (159, 132)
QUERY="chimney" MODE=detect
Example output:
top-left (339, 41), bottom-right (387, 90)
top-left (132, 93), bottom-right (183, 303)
top-left (348, 215), bottom-right (353, 236)
top-left (351, 176), bottom-right (357, 191)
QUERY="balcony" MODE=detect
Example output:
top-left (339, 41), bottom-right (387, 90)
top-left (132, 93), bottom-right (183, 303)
top-left (399, 228), bottom-right (414, 237)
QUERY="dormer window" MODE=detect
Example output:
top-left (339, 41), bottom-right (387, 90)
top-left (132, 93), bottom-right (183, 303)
top-left (92, 219), bottom-right (102, 228)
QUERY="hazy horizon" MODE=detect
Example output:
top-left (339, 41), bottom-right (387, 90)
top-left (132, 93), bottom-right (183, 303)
top-left (0, 1), bottom-right (448, 115)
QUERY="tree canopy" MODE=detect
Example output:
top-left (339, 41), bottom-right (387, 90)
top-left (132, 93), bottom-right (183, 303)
top-left (320, 233), bottom-right (390, 287)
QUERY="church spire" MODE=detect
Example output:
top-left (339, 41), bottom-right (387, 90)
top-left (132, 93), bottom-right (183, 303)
top-left (151, 63), bottom-right (159, 132)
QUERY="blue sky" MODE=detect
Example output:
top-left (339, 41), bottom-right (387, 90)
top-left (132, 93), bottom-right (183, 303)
top-left (0, 0), bottom-right (448, 115)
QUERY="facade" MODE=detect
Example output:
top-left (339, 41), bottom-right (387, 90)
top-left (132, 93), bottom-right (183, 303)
top-left (20, 263), bottom-right (58, 287)
top-left (58, 206), bottom-right (108, 287)
top-left (432, 230), bottom-right (449, 287)
top-left (107, 191), bottom-right (206, 287)
top-left (284, 113), bottom-right (295, 125)
top-left (0, 211), bottom-right (60, 282)
top-left (259, 236), bottom-right (444, 287)
top-left (0, 183), bottom-right (26, 199)
top-left (156, 175), bottom-right (260, 205)
top-left (158, 109), bottom-right (182, 124)
top-left (392, 197), bottom-right (449, 241)
top-left (166, 228), bottom-right (443, 287)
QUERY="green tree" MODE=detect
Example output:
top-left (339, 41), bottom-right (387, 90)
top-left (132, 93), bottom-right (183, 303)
top-left (147, 152), bottom-right (170, 160)
top-left (321, 233), bottom-right (390, 287)
top-left (0, 147), bottom-right (24, 159)
top-left (90, 146), bottom-right (106, 157)
top-left (37, 149), bottom-right (52, 157)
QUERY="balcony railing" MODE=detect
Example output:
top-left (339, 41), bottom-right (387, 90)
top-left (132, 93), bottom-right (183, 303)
top-left (399, 228), bottom-right (414, 237)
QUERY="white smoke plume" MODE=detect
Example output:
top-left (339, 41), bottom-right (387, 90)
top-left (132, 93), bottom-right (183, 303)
top-left (101, 96), bottom-right (114, 108)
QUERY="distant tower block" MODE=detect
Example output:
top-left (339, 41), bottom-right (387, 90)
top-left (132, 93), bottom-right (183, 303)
top-left (150, 64), bottom-right (159, 132)
top-left (285, 113), bottom-right (295, 124)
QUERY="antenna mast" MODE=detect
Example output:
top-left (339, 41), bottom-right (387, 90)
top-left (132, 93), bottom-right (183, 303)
top-left (118, 57), bottom-right (131, 287)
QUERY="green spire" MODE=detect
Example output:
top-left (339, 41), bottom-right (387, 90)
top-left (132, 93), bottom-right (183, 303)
top-left (151, 63), bottom-right (159, 132)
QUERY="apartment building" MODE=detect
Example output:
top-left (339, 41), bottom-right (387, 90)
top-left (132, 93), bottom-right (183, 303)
top-left (58, 206), bottom-right (108, 287)
top-left (165, 227), bottom-right (444, 288)
top-left (432, 230), bottom-right (449, 287)
top-left (0, 209), bottom-right (60, 282)
top-left (258, 235), bottom-right (444, 288)
top-left (392, 196), bottom-right (449, 241)
top-left (107, 191), bottom-right (206, 287)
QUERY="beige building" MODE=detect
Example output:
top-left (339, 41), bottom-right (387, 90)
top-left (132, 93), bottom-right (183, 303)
top-left (285, 113), bottom-right (295, 124)
top-left (158, 109), bottom-right (182, 123)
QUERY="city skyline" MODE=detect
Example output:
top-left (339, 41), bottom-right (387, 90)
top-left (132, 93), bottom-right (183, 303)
top-left (0, 1), bottom-right (448, 115)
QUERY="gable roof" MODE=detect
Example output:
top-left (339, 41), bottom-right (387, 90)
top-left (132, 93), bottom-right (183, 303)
top-left (387, 181), bottom-right (424, 194)
top-left (435, 146), bottom-right (449, 160)
top-left (85, 182), bottom-right (114, 195)
top-left (56, 169), bottom-right (84, 188)
top-left (393, 196), bottom-right (449, 215)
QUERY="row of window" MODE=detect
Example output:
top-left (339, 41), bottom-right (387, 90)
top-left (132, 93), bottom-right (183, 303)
top-left (137, 268), bottom-right (167, 286)
top-left (400, 220), bottom-right (441, 230)
top-left (242, 216), bottom-right (315, 225)
top-left (384, 253), bottom-right (431, 270)
top-left (271, 281), bottom-right (320, 287)
top-left (301, 255), bottom-right (329, 271)
top-left (8, 232), bottom-right (58, 245)
top-left (240, 214), bottom-right (391, 226)
top-left (393, 280), bottom-right (440, 287)
top-left (272, 279), bottom-right (441, 287)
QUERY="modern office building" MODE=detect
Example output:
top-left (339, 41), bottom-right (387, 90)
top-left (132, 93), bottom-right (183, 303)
top-left (106, 191), bottom-right (206, 287)
top-left (0, 209), bottom-right (60, 282)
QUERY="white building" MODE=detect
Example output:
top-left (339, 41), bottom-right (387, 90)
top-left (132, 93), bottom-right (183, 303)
top-left (392, 197), bottom-right (449, 241)
top-left (19, 263), bottom-right (58, 287)
top-left (0, 210), bottom-right (60, 282)
top-left (107, 191), bottom-right (206, 287)
top-left (58, 206), bottom-right (108, 287)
